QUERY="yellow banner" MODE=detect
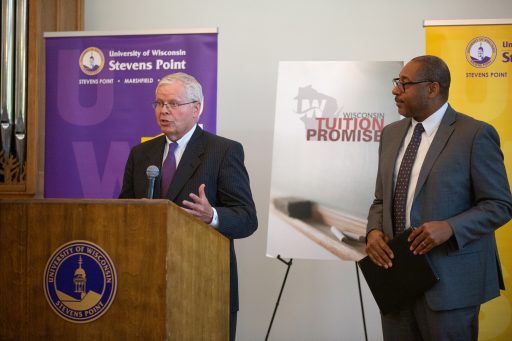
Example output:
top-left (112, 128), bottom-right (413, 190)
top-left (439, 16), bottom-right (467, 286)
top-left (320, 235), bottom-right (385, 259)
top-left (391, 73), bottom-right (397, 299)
top-left (426, 20), bottom-right (512, 340)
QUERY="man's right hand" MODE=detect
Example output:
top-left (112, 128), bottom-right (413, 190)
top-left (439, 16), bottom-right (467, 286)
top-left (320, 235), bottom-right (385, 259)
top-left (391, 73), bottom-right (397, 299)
top-left (365, 229), bottom-right (394, 269)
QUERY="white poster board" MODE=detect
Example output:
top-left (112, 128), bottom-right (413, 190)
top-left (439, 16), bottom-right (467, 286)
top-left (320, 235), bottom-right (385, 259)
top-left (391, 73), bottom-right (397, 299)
top-left (267, 61), bottom-right (403, 260)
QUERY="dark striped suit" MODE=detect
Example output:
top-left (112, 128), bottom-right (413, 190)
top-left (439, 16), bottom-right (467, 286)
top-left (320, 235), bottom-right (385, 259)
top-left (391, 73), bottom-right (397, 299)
top-left (119, 125), bottom-right (258, 315)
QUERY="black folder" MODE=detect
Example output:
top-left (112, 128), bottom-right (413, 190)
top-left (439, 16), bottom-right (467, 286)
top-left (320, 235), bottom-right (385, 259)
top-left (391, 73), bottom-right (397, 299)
top-left (358, 228), bottom-right (439, 314)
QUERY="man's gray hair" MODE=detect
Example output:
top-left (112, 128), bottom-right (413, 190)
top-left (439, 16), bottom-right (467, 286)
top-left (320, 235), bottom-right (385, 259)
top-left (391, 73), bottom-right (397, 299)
top-left (157, 72), bottom-right (204, 113)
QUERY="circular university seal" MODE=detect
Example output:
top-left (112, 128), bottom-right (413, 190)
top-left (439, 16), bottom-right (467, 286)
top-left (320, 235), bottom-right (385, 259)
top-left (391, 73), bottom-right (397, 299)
top-left (43, 240), bottom-right (117, 323)
top-left (79, 47), bottom-right (105, 76)
top-left (466, 36), bottom-right (497, 68)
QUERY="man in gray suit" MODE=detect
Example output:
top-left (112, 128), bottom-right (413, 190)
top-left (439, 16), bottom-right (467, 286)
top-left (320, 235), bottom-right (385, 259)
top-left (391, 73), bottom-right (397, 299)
top-left (119, 72), bottom-right (258, 341)
top-left (366, 55), bottom-right (512, 340)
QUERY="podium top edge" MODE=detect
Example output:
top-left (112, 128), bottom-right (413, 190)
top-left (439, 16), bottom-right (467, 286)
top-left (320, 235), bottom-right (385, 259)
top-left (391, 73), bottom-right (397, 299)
top-left (0, 198), bottom-right (172, 205)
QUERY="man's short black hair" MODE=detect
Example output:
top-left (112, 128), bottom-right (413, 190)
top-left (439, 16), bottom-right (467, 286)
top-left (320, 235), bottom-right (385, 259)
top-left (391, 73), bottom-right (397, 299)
top-left (411, 55), bottom-right (451, 100)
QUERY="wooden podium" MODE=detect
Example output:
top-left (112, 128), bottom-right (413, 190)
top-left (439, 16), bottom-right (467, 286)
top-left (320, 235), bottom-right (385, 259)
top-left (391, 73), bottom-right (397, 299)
top-left (0, 199), bottom-right (229, 340)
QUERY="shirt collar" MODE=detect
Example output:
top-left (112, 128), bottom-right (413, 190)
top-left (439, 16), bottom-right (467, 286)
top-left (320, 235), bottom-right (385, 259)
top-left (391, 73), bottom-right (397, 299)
top-left (165, 124), bottom-right (197, 147)
top-left (412, 102), bottom-right (448, 137)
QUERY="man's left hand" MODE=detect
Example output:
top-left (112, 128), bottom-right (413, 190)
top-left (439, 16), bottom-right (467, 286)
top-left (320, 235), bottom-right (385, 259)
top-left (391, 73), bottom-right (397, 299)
top-left (408, 221), bottom-right (454, 255)
top-left (182, 184), bottom-right (214, 224)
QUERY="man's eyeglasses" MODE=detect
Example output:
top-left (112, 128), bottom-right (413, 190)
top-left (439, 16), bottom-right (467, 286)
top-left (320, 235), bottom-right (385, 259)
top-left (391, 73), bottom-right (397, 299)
top-left (152, 100), bottom-right (197, 110)
top-left (392, 78), bottom-right (432, 92)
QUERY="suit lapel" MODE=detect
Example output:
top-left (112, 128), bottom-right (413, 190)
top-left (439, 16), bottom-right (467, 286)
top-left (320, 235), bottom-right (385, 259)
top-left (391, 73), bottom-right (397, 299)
top-left (166, 127), bottom-right (204, 201)
top-left (145, 136), bottom-right (166, 198)
top-left (378, 118), bottom-right (410, 235)
top-left (414, 106), bottom-right (456, 200)
top-left (383, 118), bottom-right (411, 199)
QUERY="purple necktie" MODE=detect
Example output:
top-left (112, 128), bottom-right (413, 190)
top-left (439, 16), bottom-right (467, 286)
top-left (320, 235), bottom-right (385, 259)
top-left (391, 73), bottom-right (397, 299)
top-left (392, 123), bottom-right (424, 236)
top-left (160, 142), bottom-right (178, 198)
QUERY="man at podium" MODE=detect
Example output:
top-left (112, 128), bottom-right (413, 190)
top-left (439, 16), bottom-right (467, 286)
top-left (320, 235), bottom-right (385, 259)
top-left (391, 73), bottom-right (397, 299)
top-left (119, 72), bottom-right (258, 341)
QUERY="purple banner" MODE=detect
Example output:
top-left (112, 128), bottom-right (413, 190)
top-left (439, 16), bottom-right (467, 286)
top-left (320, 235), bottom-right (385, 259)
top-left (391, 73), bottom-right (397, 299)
top-left (44, 31), bottom-right (218, 198)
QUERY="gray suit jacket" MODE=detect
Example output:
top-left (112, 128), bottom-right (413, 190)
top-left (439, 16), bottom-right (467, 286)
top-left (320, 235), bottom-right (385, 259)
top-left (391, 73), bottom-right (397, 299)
top-left (119, 126), bottom-right (258, 312)
top-left (367, 105), bottom-right (512, 311)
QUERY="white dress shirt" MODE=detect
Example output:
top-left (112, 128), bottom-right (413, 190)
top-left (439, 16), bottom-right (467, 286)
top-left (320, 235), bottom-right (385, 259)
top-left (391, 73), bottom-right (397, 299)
top-left (393, 102), bottom-right (448, 229)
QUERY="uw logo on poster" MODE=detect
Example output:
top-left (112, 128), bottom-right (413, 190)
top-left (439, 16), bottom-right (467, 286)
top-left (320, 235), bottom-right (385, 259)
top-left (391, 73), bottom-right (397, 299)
top-left (466, 36), bottom-right (497, 68)
top-left (79, 47), bottom-right (105, 75)
top-left (43, 240), bottom-right (117, 323)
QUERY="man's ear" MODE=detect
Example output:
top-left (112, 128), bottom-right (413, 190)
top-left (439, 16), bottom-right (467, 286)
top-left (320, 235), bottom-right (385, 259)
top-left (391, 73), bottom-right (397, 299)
top-left (193, 101), bottom-right (202, 119)
top-left (428, 82), bottom-right (441, 98)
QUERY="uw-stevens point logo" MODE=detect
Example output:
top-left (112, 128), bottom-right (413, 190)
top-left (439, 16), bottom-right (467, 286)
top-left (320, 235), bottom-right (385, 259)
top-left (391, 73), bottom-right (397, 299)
top-left (79, 47), bottom-right (105, 75)
top-left (43, 240), bottom-right (117, 323)
top-left (466, 37), bottom-right (497, 68)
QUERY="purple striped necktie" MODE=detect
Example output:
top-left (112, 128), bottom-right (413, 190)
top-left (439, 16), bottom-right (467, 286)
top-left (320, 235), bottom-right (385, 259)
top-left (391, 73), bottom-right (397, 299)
top-left (160, 142), bottom-right (178, 198)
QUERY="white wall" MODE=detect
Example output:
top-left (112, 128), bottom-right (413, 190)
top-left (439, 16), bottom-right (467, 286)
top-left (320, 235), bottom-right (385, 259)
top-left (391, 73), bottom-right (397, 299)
top-left (84, 1), bottom-right (512, 340)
